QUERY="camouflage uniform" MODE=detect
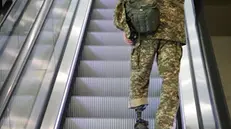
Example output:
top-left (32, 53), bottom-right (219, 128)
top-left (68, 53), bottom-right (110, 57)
top-left (114, 0), bottom-right (185, 128)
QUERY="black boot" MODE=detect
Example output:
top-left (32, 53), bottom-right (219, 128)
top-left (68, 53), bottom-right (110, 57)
top-left (134, 105), bottom-right (149, 129)
top-left (134, 119), bottom-right (149, 129)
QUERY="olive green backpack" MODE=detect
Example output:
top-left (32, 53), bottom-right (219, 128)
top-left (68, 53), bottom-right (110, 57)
top-left (125, 0), bottom-right (160, 35)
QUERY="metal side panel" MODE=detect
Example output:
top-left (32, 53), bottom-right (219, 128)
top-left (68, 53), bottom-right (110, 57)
top-left (40, 0), bottom-right (93, 128)
top-left (0, 0), bottom-right (75, 128)
top-left (0, 0), bottom-right (44, 99)
top-left (179, 0), bottom-right (218, 128)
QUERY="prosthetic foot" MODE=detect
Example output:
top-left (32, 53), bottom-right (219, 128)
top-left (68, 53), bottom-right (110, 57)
top-left (134, 119), bottom-right (149, 129)
top-left (134, 105), bottom-right (149, 129)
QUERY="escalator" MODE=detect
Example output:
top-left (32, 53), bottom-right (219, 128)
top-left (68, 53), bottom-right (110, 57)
top-left (0, 0), bottom-right (231, 129)
top-left (62, 0), bottom-right (161, 128)
top-left (40, 0), bottom-right (231, 129)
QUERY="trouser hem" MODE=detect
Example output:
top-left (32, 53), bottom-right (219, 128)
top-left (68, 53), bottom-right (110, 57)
top-left (128, 98), bottom-right (148, 109)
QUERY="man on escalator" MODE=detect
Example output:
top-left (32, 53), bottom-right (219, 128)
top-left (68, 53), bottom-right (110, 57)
top-left (114, 0), bottom-right (185, 129)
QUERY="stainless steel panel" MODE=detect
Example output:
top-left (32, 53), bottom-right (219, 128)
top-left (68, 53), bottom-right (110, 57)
top-left (183, 0), bottom-right (216, 128)
top-left (36, 31), bottom-right (56, 45)
top-left (12, 0), bottom-right (44, 34)
top-left (27, 45), bottom-right (53, 70)
top-left (0, 0), bottom-right (28, 34)
top-left (0, 96), bottom-right (35, 129)
top-left (40, 0), bottom-right (92, 128)
top-left (25, 0), bottom-right (74, 128)
top-left (15, 70), bottom-right (46, 96)
top-left (0, 0), bottom-right (44, 91)
top-left (0, 0), bottom-right (73, 126)
top-left (179, 45), bottom-right (200, 129)
top-left (0, 0), bottom-right (51, 125)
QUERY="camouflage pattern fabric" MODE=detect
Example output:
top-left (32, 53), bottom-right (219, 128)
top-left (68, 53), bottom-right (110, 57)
top-left (128, 39), bottom-right (182, 129)
top-left (114, 0), bottom-right (186, 45)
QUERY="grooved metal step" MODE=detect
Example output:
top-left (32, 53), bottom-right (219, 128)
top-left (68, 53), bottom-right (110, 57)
top-left (91, 9), bottom-right (113, 20)
top-left (64, 118), bottom-right (155, 129)
top-left (67, 96), bottom-right (159, 118)
top-left (85, 32), bottom-right (125, 46)
top-left (93, 0), bottom-right (117, 9)
top-left (77, 61), bottom-right (159, 77)
top-left (82, 46), bottom-right (131, 60)
top-left (88, 20), bottom-right (120, 32)
top-left (73, 77), bottom-right (162, 96)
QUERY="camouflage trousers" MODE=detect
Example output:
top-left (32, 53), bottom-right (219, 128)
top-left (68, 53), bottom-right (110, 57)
top-left (128, 39), bottom-right (183, 129)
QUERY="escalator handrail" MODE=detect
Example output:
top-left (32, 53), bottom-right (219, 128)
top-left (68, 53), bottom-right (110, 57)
top-left (39, 0), bottom-right (93, 128)
top-left (0, 0), bottom-right (54, 119)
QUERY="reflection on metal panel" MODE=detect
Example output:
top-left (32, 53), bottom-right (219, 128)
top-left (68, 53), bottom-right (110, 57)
top-left (184, 0), bottom-right (216, 128)
top-left (40, 0), bottom-right (93, 128)
top-left (0, 0), bottom-right (75, 128)
top-left (179, 44), bottom-right (200, 129)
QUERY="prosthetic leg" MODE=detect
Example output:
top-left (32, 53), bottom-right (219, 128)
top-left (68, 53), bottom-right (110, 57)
top-left (134, 105), bottom-right (149, 129)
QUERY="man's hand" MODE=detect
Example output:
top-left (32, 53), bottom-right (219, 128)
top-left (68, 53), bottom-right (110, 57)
top-left (123, 33), bottom-right (133, 45)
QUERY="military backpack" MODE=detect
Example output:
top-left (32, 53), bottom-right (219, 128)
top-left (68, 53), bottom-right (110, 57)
top-left (125, 0), bottom-right (160, 35)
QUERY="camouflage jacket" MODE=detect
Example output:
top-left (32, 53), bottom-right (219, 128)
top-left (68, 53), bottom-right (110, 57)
top-left (113, 0), bottom-right (186, 45)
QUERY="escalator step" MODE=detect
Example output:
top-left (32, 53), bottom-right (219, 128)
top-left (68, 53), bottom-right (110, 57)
top-left (77, 61), bottom-right (159, 77)
top-left (85, 32), bottom-right (125, 46)
top-left (88, 20), bottom-right (120, 32)
top-left (91, 9), bottom-right (113, 20)
top-left (74, 77), bottom-right (162, 97)
top-left (82, 46), bottom-right (131, 60)
top-left (64, 118), bottom-right (154, 129)
top-left (67, 96), bottom-right (159, 118)
top-left (93, 0), bottom-right (117, 9)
